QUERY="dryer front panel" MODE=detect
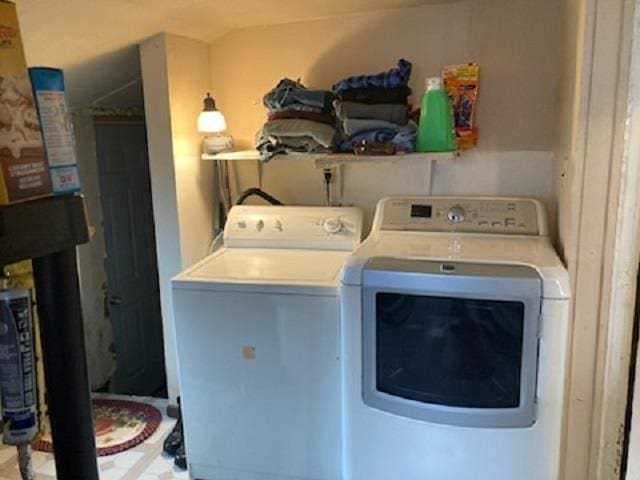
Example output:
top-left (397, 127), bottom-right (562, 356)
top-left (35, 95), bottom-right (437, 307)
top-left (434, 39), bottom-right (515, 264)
top-left (362, 258), bottom-right (541, 428)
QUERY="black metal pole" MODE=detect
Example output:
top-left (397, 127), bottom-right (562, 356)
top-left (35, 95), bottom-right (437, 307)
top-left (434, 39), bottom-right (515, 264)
top-left (32, 248), bottom-right (99, 480)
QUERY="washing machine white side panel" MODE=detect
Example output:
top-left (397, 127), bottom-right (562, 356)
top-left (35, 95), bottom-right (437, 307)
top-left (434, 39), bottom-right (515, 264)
top-left (341, 285), bottom-right (570, 480)
top-left (174, 288), bottom-right (342, 480)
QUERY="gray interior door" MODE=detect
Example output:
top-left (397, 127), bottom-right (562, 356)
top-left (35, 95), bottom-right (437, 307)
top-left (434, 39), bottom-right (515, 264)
top-left (94, 120), bottom-right (165, 396)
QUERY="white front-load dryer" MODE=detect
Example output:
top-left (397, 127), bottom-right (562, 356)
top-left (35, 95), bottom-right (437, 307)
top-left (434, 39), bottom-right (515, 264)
top-left (340, 197), bottom-right (571, 480)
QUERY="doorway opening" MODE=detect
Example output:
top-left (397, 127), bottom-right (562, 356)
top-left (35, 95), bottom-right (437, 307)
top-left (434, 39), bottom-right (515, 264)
top-left (91, 116), bottom-right (166, 397)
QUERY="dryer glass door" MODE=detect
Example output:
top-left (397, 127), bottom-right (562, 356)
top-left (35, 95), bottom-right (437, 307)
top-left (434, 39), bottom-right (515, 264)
top-left (362, 258), bottom-right (542, 428)
top-left (375, 293), bottom-right (524, 409)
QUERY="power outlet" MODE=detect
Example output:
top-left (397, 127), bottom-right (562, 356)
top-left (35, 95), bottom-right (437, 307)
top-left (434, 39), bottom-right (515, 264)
top-left (323, 166), bottom-right (343, 206)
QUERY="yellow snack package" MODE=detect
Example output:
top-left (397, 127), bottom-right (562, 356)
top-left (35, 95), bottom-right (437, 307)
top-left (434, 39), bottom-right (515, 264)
top-left (443, 63), bottom-right (479, 150)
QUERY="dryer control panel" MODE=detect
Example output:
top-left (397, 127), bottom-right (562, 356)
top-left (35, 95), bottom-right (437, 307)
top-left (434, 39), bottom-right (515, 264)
top-left (224, 205), bottom-right (364, 250)
top-left (373, 197), bottom-right (546, 236)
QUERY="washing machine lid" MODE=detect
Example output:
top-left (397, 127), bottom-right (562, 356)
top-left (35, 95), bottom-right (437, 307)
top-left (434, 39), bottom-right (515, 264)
top-left (342, 232), bottom-right (570, 299)
top-left (173, 247), bottom-right (351, 294)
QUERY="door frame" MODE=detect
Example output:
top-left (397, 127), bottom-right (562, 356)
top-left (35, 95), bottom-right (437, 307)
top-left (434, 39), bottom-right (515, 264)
top-left (561, 0), bottom-right (640, 478)
top-left (614, 1), bottom-right (640, 477)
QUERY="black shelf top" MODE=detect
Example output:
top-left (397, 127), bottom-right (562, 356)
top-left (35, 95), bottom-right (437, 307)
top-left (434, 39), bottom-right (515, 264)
top-left (0, 195), bottom-right (90, 267)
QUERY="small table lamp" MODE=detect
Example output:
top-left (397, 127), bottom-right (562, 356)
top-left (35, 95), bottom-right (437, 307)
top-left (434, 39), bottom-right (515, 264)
top-left (198, 92), bottom-right (233, 154)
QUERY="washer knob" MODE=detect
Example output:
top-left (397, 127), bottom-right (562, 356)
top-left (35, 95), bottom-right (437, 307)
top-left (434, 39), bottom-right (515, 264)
top-left (447, 205), bottom-right (466, 224)
top-left (323, 218), bottom-right (343, 234)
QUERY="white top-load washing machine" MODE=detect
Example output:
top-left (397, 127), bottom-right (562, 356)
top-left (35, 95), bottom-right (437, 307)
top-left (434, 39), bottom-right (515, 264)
top-left (172, 205), bottom-right (363, 480)
top-left (341, 196), bottom-right (570, 480)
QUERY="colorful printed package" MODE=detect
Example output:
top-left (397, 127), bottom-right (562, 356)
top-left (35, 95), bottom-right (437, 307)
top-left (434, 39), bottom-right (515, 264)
top-left (443, 63), bottom-right (479, 150)
top-left (0, 1), bottom-right (52, 204)
top-left (29, 67), bottom-right (81, 194)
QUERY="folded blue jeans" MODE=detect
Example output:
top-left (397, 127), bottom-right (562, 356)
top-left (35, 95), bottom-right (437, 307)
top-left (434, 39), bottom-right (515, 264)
top-left (263, 78), bottom-right (334, 111)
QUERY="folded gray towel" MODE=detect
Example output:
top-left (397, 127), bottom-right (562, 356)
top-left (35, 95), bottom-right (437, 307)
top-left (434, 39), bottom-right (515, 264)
top-left (262, 119), bottom-right (336, 147)
top-left (334, 101), bottom-right (409, 125)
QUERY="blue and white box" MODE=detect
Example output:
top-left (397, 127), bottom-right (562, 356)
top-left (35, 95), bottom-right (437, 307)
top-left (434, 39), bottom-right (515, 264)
top-left (28, 67), bottom-right (81, 194)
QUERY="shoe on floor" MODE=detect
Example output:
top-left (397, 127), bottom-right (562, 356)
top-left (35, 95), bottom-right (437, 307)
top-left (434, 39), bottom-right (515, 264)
top-left (163, 397), bottom-right (183, 456)
top-left (174, 442), bottom-right (187, 470)
top-left (163, 419), bottom-right (182, 456)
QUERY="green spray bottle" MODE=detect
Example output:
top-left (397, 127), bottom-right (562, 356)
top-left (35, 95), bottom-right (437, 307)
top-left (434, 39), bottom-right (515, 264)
top-left (416, 77), bottom-right (457, 152)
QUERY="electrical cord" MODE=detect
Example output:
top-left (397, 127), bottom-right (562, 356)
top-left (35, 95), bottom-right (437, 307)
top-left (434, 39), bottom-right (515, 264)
top-left (216, 159), bottom-right (232, 216)
top-left (324, 168), bottom-right (333, 206)
top-left (207, 231), bottom-right (224, 255)
top-left (235, 188), bottom-right (284, 206)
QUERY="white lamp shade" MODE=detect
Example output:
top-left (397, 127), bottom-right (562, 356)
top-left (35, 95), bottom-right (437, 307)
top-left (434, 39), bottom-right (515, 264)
top-left (198, 110), bottom-right (227, 133)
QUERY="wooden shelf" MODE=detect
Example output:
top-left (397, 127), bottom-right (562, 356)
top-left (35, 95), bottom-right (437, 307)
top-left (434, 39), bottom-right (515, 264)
top-left (0, 194), bottom-right (90, 267)
top-left (201, 150), bottom-right (263, 161)
top-left (311, 152), bottom-right (456, 168)
top-left (202, 150), bottom-right (456, 168)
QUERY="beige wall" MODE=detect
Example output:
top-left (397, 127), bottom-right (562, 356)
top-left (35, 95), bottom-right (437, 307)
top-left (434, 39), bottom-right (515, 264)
top-left (166, 35), bottom-right (216, 269)
top-left (211, 0), bottom-right (561, 152)
top-left (140, 33), bottom-right (215, 404)
top-left (208, 0), bottom-right (562, 219)
top-left (553, 0), bottom-right (584, 263)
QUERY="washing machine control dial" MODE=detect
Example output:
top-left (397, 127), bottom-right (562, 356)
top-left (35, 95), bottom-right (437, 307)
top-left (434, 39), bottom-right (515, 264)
top-left (447, 205), bottom-right (466, 224)
top-left (323, 218), bottom-right (343, 234)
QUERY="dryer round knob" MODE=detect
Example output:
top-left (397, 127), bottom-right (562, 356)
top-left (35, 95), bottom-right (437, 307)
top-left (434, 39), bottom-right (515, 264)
top-left (323, 218), bottom-right (343, 234)
top-left (447, 206), bottom-right (466, 224)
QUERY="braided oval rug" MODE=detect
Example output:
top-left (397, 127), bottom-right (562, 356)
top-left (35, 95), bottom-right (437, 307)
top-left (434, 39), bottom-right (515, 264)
top-left (32, 398), bottom-right (162, 456)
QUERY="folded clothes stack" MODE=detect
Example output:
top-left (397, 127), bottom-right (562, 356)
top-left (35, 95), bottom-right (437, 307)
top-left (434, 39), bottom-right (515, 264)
top-left (333, 59), bottom-right (417, 154)
top-left (256, 78), bottom-right (336, 159)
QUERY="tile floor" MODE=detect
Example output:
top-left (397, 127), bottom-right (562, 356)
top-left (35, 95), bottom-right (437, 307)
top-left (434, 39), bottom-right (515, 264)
top-left (0, 394), bottom-right (188, 480)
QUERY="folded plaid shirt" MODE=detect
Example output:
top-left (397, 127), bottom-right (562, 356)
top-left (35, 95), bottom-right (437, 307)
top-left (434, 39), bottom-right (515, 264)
top-left (332, 59), bottom-right (412, 93)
